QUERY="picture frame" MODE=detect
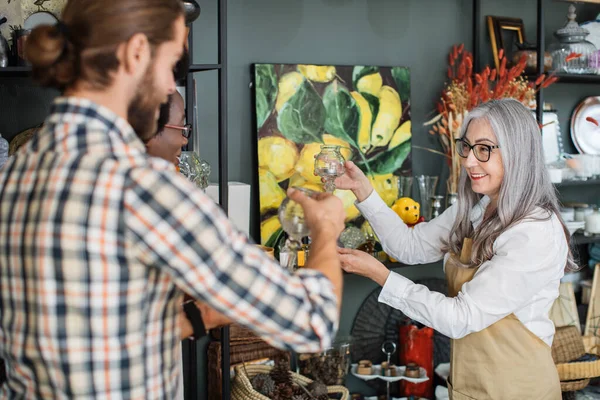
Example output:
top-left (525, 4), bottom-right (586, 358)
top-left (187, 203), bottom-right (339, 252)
top-left (487, 16), bottom-right (525, 71)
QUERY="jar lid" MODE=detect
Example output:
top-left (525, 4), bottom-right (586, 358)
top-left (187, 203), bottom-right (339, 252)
top-left (554, 4), bottom-right (590, 41)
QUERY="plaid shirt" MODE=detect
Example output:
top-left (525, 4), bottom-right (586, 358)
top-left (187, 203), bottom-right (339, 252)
top-left (0, 97), bottom-right (339, 399)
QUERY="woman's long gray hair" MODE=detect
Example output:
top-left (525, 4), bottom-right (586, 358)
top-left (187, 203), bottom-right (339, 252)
top-left (442, 99), bottom-right (578, 271)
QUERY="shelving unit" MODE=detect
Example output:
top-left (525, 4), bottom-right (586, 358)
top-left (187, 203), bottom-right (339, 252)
top-left (556, 179), bottom-right (600, 188)
top-left (472, 0), bottom-right (600, 266)
top-left (573, 233), bottom-right (600, 246)
top-left (0, 66), bottom-right (32, 78)
top-left (183, 2), bottom-right (229, 400)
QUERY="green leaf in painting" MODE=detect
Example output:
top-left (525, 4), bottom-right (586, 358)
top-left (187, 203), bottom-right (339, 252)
top-left (255, 64), bottom-right (278, 129)
top-left (366, 141), bottom-right (411, 175)
top-left (323, 81), bottom-right (360, 147)
top-left (265, 227), bottom-right (283, 249)
top-left (361, 92), bottom-right (380, 128)
top-left (352, 66), bottom-right (380, 89)
top-left (391, 67), bottom-right (411, 103)
top-left (276, 80), bottom-right (326, 144)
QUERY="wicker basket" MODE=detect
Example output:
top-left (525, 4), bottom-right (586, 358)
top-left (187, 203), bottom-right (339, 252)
top-left (231, 364), bottom-right (350, 400)
top-left (552, 326), bottom-right (585, 364)
top-left (560, 378), bottom-right (590, 392)
top-left (552, 326), bottom-right (600, 390)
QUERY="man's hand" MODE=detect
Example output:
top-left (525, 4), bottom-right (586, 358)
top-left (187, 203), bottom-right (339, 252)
top-left (195, 302), bottom-right (233, 329)
top-left (287, 188), bottom-right (345, 240)
top-left (179, 302), bottom-right (233, 340)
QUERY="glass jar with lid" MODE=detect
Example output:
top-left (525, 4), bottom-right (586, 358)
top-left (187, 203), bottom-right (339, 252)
top-left (548, 4), bottom-right (597, 74)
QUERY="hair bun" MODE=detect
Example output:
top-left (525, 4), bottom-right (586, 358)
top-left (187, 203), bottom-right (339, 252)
top-left (26, 25), bottom-right (65, 68)
top-left (26, 25), bottom-right (76, 90)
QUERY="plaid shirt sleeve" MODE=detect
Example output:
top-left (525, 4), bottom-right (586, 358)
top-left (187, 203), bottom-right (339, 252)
top-left (124, 166), bottom-right (339, 352)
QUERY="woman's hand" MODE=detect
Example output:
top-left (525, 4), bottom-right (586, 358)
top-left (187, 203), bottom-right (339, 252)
top-left (338, 247), bottom-right (391, 286)
top-left (333, 161), bottom-right (373, 202)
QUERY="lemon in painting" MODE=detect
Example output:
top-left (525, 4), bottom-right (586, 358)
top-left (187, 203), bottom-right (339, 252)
top-left (261, 215), bottom-right (281, 245)
top-left (333, 189), bottom-right (360, 222)
top-left (368, 173), bottom-right (399, 206)
top-left (258, 136), bottom-right (299, 182)
top-left (259, 168), bottom-right (286, 214)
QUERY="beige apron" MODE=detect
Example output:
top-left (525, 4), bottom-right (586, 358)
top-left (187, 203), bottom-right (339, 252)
top-left (445, 252), bottom-right (561, 400)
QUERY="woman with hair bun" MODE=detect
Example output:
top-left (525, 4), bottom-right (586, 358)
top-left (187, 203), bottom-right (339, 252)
top-left (336, 99), bottom-right (573, 399)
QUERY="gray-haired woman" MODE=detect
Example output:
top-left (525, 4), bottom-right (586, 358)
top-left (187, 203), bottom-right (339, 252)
top-left (336, 98), bottom-right (574, 399)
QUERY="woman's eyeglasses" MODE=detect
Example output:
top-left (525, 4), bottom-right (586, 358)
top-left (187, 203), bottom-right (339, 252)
top-left (454, 138), bottom-right (500, 163)
top-left (165, 123), bottom-right (192, 139)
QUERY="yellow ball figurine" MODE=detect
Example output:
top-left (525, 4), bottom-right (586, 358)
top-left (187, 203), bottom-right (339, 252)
top-left (391, 197), bottom-right (425, 227)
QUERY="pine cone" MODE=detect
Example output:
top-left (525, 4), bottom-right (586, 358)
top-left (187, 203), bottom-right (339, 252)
top-left (251, 373), bottom-right (275, 397)
top-left (271, 382), bottom-right (294, 400)
top-left (270, 356), bottom-right (292, 386)
top-left (307, 381), bottom-right (328, 397)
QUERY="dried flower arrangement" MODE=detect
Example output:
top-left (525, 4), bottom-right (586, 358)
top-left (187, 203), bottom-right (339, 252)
top-left (424, 44), bottom-right (557, 194)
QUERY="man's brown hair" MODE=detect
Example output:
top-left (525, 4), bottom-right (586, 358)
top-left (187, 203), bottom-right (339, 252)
top-left (26, 0), bottom-right (183, 91)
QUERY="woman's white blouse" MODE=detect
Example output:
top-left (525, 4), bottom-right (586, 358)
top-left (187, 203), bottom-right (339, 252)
top-left (356, 191), bottom-right (568, 346)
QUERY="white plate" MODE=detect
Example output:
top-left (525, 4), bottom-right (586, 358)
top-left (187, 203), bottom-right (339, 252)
top-left (350, 363), bottom-right (429, 383)
top-left (435, 385), bottom-right (450, 400)
top-left (434, 362), bottom-right (450, 381)
top-left (582, 20), bottom-right (600, 52)
top-left (24, 11), bottom-right (58, 30)
top-left (571, 97), bottom-right (600, 155)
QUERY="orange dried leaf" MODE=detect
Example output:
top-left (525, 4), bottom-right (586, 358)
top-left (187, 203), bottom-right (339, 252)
top-left (498, 49), bottom-right (504, 60)
top-left (534, 74), bottom-right (545, 86)
top-left (458, 64), bottom-right (466, 79)
top-left (541, 75), bottom-right (558, 88)
top-left (490, 69), bottom-right (497, 81)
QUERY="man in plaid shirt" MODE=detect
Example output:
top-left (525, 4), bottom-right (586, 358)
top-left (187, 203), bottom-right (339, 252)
top-left (0, 0), bottom-right (345, 398)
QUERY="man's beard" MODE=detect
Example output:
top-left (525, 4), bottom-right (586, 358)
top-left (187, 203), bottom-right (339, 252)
top-left (128, 67), bottom-right (165, 142)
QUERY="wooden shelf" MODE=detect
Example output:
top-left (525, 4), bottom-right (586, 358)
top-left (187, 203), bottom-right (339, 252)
top-left (555, 179), bottom-right (600, 188)
top-left (0, 66), bottom-right (32, 77)
top-left (189, 64), bottom-right (221, 72)
top-left (573, 233), bottom-right (600, 246)
top-left (524, 73), bottom-right (600, 84)
top-left (555, 73), bottom-right (600, 84)
top-left (0, 65), bottom-right (221, 76)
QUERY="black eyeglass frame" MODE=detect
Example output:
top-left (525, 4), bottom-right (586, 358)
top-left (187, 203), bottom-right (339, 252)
top-left (454, 138), bottom-right (500, 162)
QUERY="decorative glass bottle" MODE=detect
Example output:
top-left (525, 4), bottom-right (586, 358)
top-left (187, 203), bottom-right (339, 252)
top-left (278, 187), bottom-right (315, 272)
top-left (178, 151), bottom-right (211, 191)
top-left (314, 145), bottom-right (346, 193)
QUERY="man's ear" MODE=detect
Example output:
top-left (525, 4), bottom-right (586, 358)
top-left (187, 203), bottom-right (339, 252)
top-left (119, 33), bottom-right (151, 78)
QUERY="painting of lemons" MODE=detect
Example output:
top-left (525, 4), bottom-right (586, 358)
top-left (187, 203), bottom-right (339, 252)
top-left (254, 63), bottom-right (411, 247)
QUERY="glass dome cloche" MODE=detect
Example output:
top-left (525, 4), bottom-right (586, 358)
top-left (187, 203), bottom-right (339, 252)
top-left (548, 3), bottom-right (597, 75)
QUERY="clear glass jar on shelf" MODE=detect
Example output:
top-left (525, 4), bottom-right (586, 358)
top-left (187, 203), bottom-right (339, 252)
top-left (548, 4), bottom-right (597, 75)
